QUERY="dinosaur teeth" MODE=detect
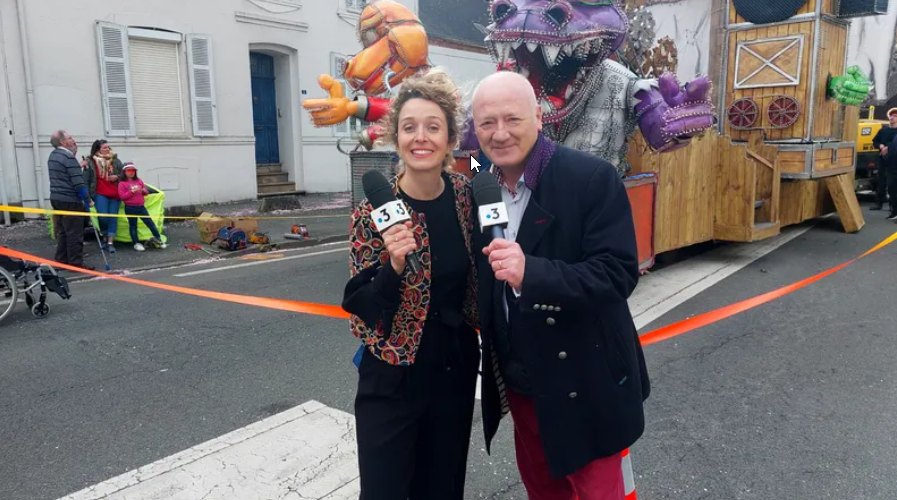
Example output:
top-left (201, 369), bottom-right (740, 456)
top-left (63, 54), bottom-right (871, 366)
top-left (562, 43), bottom-right (575, 56)
top-left (565, 85), bottom-right (574, 100)
top-left (493, 43), bottom-right (511, 64)
top-left (543, 45), bottom-right (561, 66)
top-left (526, 42), bottom-right (539, 53)
top-left (511, 40), bottom-right (523, 50)
top-left (540, 98), bottom-right (553, 115)
top-left (518, 66), bottom-right (530, 78)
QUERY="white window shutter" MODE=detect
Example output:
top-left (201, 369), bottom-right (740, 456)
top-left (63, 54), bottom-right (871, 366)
top-left (187, 34), bottom-right (219, 137)
top-left (331, 54), bottom-right (351, 137)
top-left (96, 22), bottom-right (135, 136)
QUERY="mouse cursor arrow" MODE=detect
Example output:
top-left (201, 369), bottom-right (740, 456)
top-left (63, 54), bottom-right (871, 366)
top-left (470, 156), bottom-right (481, 173)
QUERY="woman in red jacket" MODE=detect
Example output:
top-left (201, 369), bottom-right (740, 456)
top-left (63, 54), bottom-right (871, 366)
top-left (87, 140), bottom-right (124, 252)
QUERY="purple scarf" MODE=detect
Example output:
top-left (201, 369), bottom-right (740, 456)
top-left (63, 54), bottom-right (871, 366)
top-left (492, 133), bottom-right (556, 195)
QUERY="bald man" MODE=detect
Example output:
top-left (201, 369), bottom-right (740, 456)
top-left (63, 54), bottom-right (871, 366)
top-left (471, 72), bottom-right (650, 500)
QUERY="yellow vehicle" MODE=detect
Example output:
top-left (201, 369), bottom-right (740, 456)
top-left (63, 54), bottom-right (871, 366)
top-left (855, 106), bottom-right (889, 194)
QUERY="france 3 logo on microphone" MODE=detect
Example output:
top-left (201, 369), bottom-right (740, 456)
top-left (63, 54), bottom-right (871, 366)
top-left (478, 202), bottom-right (510, 230)
top-left (372, 200), bottom-right (411, 232)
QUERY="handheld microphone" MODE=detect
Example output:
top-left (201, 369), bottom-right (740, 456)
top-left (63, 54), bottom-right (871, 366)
top-left (361, 170), bottom-right (422, 275)
top-left (471, 172), bottom-right (510, 242)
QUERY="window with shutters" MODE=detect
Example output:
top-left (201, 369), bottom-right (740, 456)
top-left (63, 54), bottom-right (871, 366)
top-left (96, 23), bottom-right (219, 139)
top-left (331, 53), bottom-right (363, 138)
top-left (128, 33), bottom-right (185, 136)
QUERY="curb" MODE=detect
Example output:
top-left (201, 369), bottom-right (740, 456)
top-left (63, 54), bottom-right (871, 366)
top-left (65, 235), bottom-right (349, 283)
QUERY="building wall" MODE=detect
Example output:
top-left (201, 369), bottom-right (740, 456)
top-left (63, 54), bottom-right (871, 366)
top-left (643, 0), bottom-right (713, 82)
top-left (0, 0), bottom-right (496, 210)
top-left (845, 1), bottom-right (897, 103)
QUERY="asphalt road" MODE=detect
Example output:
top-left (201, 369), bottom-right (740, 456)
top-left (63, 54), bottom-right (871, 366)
top-left (2, 211), bottom-right (897, 499)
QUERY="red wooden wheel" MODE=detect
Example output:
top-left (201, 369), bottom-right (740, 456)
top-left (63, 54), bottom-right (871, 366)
top-left (767, 96), bottom-right (800, 129)
top-left (726, 98), bottom-right (759, 129)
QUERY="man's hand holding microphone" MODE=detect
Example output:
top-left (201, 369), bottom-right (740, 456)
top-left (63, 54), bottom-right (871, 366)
top-left (473, 172), bottom-right (525, 291)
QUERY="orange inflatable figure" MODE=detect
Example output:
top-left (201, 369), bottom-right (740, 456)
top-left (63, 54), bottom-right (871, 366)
top-left (302, 0), bottom-right (429, 148)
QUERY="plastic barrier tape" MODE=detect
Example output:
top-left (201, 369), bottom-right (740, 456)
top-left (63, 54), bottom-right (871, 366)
top-left (0, 205), bottom-right (348, 221)
top-left (0, 246), bottom-right (351, 320)
top-left (640, 229), bottom-right (897, 346)
top-left (3, 230), bottom-right (895, 343)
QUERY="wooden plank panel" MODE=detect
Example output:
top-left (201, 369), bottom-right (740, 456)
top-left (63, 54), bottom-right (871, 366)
top-left (824, 173), bottom-right (865, 232)
top-left (837, 147), bottom-right (855, 167)
top-left (728, 30), bottom-right (742, 140)
top-left (813, 21), bottom-right (847, 139)
top-left (797, 21), bottom-right (813, 139)
top-left (728, 22), bottom-right (814, 141)
top-left (714, 223), bottom-right (751, 241)
top-left (626, 132), bottom-right (717, 254)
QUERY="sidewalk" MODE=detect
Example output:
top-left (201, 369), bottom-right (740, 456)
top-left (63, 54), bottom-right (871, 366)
top-left (1, 193), bottom-right (353, 276)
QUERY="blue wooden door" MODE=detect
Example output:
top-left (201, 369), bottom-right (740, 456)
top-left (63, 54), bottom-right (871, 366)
top-left (250, 53), bottom-right (280, 164)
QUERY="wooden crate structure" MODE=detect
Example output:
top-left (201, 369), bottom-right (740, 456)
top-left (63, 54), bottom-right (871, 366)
top-left (722, 0), bottom-right (857, 179)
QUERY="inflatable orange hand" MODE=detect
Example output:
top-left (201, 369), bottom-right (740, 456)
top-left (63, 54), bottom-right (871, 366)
top-left (301, 75), bottom-right (360, 127)
top-left (345, 0), bottom-right (429, 95)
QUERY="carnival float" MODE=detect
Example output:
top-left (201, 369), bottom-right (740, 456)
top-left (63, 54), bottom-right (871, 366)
top-left (302, 0), bottom-right (884, 271)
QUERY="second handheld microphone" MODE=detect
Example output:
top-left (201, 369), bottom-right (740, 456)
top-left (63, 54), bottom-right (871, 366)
top-left (471, 172), bottom-right (510, 242)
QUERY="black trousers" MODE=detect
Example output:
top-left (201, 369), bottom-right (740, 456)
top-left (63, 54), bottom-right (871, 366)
top-left (875, 155), bottom-right (888, 205)
top-left (355, 321), bottom-right (479, 500)
top-left (51, 200), bottom-right (85, 266)
top-left (887, 161), bottom-right (897, 214)
top-left (878, 156), bottom-right (897, 213)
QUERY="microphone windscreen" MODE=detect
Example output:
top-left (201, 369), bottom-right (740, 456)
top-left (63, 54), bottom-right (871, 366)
top-left (472, 170), bottom-right (503, 207)
top-left (362, 170), bottom-right (397, 208)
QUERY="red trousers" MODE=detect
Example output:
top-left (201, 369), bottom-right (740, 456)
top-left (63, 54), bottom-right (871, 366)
top-left (507, 390), bottom-right (624, 500)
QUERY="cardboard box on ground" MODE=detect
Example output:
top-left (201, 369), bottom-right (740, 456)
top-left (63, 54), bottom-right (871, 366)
top-left (197, 213), bottom-right (260, 244)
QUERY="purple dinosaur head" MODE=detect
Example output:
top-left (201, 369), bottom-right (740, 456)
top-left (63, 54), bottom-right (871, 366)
top-left (484, 0), bottom-right (629, 125)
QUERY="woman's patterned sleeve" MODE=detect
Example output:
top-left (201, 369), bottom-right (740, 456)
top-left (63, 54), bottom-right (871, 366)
top-left (342, 204), bottom-right (403, 332)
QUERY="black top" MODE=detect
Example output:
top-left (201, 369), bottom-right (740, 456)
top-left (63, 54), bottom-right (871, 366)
top-left (400, 173), bottom-right (469, 317)
top-left (873, 126), bottom-right (897, 149)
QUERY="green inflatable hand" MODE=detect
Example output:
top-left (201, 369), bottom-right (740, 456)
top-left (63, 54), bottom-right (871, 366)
top-left (828, 66), bottom-right (873, 106)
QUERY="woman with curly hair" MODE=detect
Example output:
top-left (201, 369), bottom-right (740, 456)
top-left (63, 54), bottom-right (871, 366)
top-left (341, 68), bottom-right (479, 500)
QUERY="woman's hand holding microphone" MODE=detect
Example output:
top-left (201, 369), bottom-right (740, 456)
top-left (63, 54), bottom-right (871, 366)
top-left (381, 221), bottom-right (417, 275)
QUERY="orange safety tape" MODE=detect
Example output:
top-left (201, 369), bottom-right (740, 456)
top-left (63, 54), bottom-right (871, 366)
top-left (0, 246), bottom-right (351, 320)
top-left (0, 205), bottom-right (348, 220)
top-left (3, 230), bottom-right (896, 343)
top-left (640, 229), bottom-right (897, 347)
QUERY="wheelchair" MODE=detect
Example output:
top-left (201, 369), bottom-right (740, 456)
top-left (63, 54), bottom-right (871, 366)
top-left (0, 253), bottom-right (71, 323)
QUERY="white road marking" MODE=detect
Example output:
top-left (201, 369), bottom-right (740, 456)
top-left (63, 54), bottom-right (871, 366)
top-left (630, 224), bottom-right (814, 331)
top-left (173, 245), bottom-right (346, 278)
top-left (57, 401), bottom-right (360, 500)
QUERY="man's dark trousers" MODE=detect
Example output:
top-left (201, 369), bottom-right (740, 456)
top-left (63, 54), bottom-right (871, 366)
top-left (875, 155), bottom-right (889, 208)
top-left (52, 200), bottom-right (85, 266)
top-left (886, 161), bottom-right (897, 215)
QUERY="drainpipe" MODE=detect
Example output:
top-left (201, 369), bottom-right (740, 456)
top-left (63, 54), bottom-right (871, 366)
top-left (0, 8), bottom-right (13, 225)
top-left (15, 0), bottom-right (45, 211)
